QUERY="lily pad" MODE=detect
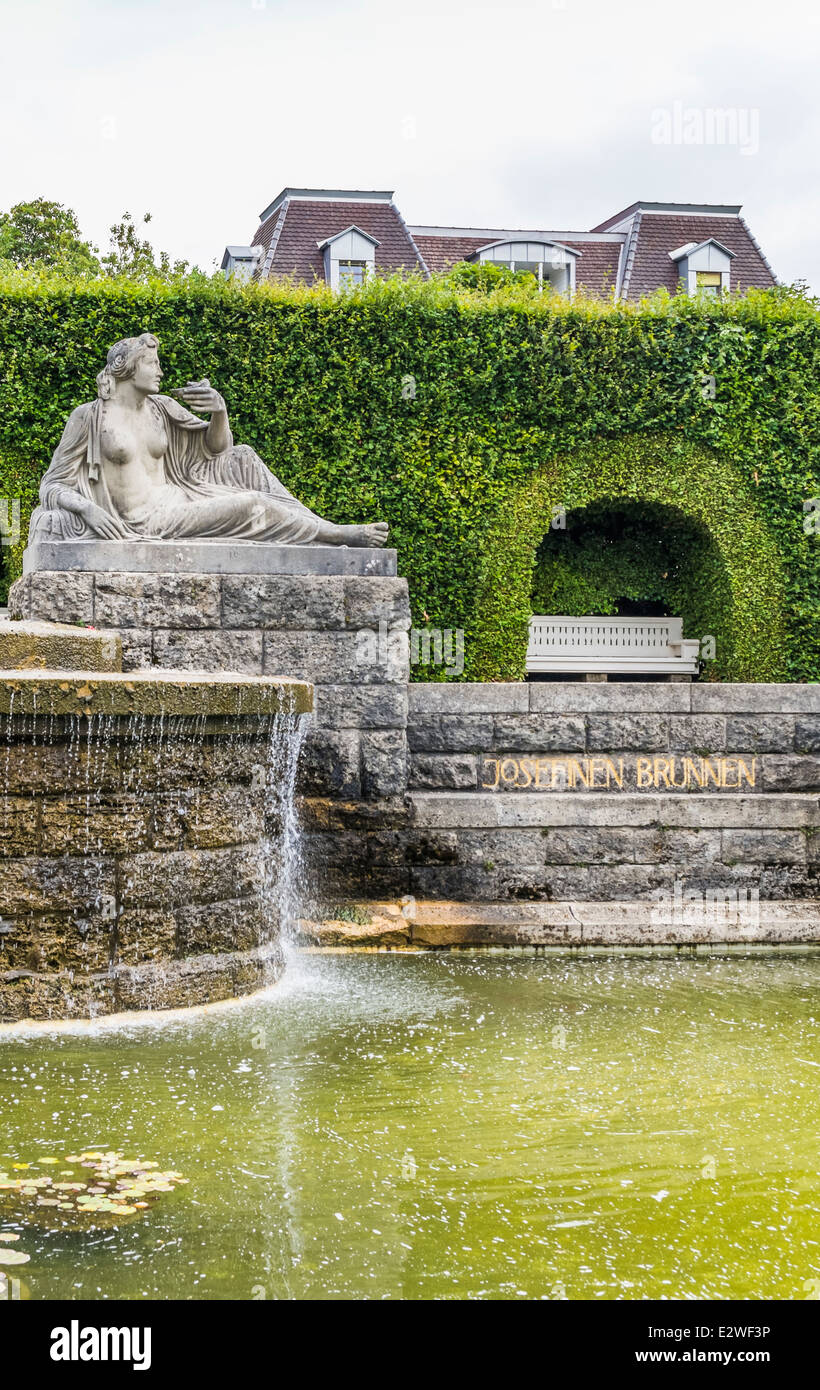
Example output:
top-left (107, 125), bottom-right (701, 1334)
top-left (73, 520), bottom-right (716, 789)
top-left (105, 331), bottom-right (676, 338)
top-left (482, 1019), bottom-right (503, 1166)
top-left (0, 1249), bottom-right (30, 1265)
top-left (1, 1149), bottom-right (188, 1231)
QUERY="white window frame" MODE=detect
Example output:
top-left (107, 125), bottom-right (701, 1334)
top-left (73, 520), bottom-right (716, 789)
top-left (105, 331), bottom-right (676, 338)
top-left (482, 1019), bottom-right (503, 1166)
top-left (318, 226), bottom-right (379, 290)
top-left (669, 239), bottom-right (734, 295)
top-left (473, 239), bottom-right (578, 294)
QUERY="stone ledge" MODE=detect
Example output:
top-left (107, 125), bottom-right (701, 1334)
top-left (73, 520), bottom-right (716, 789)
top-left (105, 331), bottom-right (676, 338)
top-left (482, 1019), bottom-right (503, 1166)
top-left (408, 682), bottom-right (820, 716)
top-left (409, 683), bottom-right (529, 714)
top-left (0, 619), bottom-right (122, 673)
top-left (296, 898), bottom-right (820, 947)
top-left (692, 684), bottom-right (820, 713)
top-left (409, 791), bottom-right (820, 829)
top-left (0, 669), bottom-right (313, 716)
top-left (23, 541), bottom-right (397, 576)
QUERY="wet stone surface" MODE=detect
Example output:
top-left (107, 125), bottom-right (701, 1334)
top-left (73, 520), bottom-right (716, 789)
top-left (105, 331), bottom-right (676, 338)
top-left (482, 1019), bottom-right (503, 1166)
top-left (0, 710), bottom-right (303, 1021)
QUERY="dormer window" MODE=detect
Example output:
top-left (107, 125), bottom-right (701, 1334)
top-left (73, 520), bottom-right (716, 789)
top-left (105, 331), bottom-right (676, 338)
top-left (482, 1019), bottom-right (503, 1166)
top-left (696, 271), bottom-right (722, 297)
top-left (472, 239), bottom-right (578, 294)
top-left (669, 239), bottom-right (735, 296)
top-left (317, 226), bottom-right (379, 290)
top-left (220, 245), bottom-right (264, 281)
top-left (338, 260), bottom-right (367, 288)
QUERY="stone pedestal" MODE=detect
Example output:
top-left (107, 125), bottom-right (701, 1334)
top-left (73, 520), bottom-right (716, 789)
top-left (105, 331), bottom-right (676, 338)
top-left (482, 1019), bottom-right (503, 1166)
top-left (10, 545), bottom-right (411, 805)
top-left (23, 540), bottom-right (398, 577)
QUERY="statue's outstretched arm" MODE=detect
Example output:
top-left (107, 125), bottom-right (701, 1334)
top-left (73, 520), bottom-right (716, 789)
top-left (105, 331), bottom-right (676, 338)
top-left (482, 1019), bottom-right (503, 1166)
top-left (171, 380), bottom-right (232, 455)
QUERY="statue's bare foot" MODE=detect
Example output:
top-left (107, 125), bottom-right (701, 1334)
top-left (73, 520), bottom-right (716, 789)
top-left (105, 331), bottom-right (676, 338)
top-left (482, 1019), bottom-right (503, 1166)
top-left (335, 522), bottom-right (389, 548)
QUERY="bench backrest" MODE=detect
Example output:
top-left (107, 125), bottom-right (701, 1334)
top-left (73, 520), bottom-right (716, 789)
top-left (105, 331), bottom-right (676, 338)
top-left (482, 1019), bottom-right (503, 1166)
top-left (528, 615), bottom-right (683, 658)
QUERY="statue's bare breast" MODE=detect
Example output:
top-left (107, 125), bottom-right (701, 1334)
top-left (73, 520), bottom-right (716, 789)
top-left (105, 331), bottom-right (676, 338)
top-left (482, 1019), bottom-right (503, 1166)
top-left (99, 401), bottom-right (171, 519)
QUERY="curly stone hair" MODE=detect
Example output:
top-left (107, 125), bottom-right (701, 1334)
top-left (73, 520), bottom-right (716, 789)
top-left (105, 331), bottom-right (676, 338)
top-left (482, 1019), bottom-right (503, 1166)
top-left (96, 332), bottom-right (159, 399)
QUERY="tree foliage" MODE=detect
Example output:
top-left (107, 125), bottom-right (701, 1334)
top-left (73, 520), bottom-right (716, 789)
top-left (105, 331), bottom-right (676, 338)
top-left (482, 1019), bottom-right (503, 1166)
top-left (101, 212), bottom-right (191, 282)
top-left (0, 198), bottom-right (100, 276)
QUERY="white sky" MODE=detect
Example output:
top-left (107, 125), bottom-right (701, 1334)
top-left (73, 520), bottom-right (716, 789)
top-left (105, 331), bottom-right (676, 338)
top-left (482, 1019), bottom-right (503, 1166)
top-left (1, 0), bottom-right (819, 288)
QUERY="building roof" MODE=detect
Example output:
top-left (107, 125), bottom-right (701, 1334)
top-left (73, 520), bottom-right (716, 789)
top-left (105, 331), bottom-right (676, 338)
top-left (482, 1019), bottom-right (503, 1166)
top-left (591, 200), bottom-right (743, 231)
top-left (411, 228), bottom-right (624, 295)
top-left (251, 191), bottom-right (427, 282)
top-left (235, 191), bottom-right (778, 297)
top-left (613, 212), bottom-right (775, 298)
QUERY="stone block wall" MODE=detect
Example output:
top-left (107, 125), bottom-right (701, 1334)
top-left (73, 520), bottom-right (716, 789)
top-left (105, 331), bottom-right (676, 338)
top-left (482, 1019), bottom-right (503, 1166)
top-left (11, 570), bottom-right (819, 938)
top-left (10, 568), bottom-right (411, 804)
top-left (301, 682), bottom-right (820, 910)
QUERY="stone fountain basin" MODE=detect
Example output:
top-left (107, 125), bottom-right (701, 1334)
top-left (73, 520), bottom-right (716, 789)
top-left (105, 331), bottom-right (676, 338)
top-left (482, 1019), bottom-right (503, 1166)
top-left (0, 664), bottom-right (313, 1022)
top-left (0, 668), bottom-right (313, 717)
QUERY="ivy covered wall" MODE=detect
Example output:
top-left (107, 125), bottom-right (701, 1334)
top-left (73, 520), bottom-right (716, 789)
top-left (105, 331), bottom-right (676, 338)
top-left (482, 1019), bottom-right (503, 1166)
top-left (0, 269), bottom-right (817, 680)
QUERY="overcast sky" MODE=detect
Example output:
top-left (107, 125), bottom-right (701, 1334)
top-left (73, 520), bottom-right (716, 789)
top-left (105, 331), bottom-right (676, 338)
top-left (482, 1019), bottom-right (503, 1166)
top-left (1, 0), bottom-right (818, 289)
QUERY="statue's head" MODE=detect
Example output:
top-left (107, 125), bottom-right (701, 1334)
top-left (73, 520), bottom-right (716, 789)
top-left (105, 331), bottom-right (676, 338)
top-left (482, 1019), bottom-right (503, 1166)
top-left (96, 332), bottom-right (162, 399)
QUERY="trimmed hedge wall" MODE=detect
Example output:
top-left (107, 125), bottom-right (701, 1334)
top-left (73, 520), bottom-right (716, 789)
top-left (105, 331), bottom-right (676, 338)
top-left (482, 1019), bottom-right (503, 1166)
top-left (474, 436), bottom-right (789, 681)
top-left (0, 269), bottom-right (818, 681)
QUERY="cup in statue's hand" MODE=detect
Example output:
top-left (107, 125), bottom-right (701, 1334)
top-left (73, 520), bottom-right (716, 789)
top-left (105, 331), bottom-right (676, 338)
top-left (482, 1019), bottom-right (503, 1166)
top-left (172, 380), bottom-right (224, 414)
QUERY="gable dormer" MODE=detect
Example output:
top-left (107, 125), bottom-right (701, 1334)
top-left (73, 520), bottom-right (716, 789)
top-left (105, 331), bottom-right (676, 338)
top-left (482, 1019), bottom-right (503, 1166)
top-left (669, 238), bottom-right (736, 296)
top-left (220, 245), bottom-right (264, 281)
top-left (317, 225), bottom-right (380, 290)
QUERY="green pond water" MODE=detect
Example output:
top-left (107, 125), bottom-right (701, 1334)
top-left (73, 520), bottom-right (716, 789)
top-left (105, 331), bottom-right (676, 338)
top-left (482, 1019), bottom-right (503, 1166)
top-left (1, 950), bottom-right (818, 1302)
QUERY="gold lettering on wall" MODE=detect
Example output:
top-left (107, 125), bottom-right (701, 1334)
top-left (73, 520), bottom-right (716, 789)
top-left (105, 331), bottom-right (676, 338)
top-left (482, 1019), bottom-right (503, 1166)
top-left (637, 757), bottom-right (654, 787)
top-left (478, 754), bottom-right (756, 791)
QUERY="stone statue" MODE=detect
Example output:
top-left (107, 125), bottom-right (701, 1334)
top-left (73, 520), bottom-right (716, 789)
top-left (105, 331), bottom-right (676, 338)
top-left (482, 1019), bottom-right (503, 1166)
top-left (28, 333), bottom-right (389, 548)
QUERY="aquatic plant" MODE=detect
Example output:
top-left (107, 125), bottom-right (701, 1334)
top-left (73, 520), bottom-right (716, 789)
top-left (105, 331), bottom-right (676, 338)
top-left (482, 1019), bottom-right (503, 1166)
top-left (0, 1151), bottom-right (188, 1229)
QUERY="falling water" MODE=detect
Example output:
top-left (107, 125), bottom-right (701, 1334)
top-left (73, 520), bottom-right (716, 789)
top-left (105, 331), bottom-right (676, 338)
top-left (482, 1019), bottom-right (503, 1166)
top-left (0, 696), bottom-right (310, 1019)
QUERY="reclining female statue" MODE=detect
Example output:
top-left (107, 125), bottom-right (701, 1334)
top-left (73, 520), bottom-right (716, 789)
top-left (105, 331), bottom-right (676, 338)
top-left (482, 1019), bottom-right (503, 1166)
top-left (28, 332), bottom-right (389, 548)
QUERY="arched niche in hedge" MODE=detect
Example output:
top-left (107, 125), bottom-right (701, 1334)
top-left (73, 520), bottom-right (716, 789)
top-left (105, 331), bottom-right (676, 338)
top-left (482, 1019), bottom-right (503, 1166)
top-left (468, 434), bottom-right (788, 682)
top-left (531, 498), bottom-right (735, 659)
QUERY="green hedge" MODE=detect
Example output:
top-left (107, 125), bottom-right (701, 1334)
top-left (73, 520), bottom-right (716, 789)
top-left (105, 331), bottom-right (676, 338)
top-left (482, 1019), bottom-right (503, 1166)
top-left (0, 268), bottom-right (818, 681)
top-left (473, 436), bottom-right (790, 681)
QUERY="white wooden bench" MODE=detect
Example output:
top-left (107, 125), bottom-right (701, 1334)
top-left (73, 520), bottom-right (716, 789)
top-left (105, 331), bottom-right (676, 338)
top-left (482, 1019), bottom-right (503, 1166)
top-left (526, 616), bottom-right (700, 679)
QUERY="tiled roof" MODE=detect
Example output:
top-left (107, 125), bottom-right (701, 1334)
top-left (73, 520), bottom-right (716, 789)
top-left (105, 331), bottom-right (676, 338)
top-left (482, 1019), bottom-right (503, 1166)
top-left (591, 202), bottom-right (642, 232)
top-left (251, 199), bottom-right (427, 282)
top-left (412, 234), bottom-right (490, 273)
top-left (413, 233), bottom-right (623, 295)
top-left (567, 241), bottom-right (622, 296)
top-left (235, 193), bottom-right (779, 298)
top-left (591, 201), bottom-right (742, 232)
top-left (620, 214), bottom-right (776, 298)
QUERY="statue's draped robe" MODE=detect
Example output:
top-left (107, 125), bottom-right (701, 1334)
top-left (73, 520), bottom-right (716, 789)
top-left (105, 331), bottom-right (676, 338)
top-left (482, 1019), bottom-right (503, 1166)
top-left (30, 394), bottom-right (322, 544)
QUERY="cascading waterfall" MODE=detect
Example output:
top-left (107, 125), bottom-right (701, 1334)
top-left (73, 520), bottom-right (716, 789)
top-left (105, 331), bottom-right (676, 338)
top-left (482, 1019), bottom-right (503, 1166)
top-left (0, 667), bottom-right (312, 1023)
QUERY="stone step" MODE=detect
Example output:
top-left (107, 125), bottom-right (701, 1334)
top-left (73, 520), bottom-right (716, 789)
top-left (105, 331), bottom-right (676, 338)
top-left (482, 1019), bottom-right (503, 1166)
top-left (0, 619), bottom-right (122, 673)
top-left (297, 897), bottom-right (820, 947)
top-left (410, 791), bottom-right (820, 829)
